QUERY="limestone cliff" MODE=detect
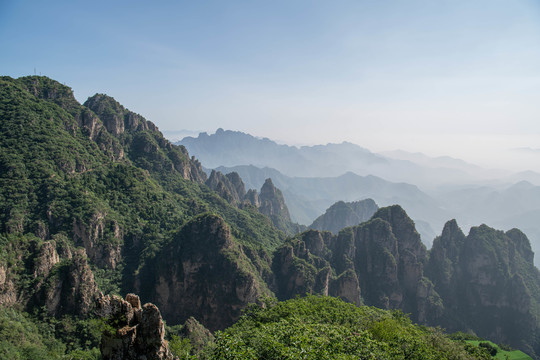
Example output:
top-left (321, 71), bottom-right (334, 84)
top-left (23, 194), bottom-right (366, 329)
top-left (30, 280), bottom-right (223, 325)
top-left (33, 246), bottom-right (101, 317)
top-left (273, 205), bottom-right (443, 324)
top-left (256, 178), bottom-right (305, 235)
top-left (136, 213), bottom-right (271, 331)
top-left (426, 221), bottom-right (540, 355)
top-left (309, 199), bottom-right (379, 234)
top-left (72, 213), bottom-right (122, 269)
top-left (205, 170), bottom-right (246, 206)
top-left (259, 178), bottom-right (291, 222)
top-left (97, 293), bottom-right (175, 360)
top-left (0, 236), bottom-right (100, 317)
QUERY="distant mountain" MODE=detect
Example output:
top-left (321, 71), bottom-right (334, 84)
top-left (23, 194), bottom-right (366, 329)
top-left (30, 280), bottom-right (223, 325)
top-left (179, 129), bottom-right (493, 187)
top-left (506, 170), bottom-right (540, 186)
top-left (309, 199), bottom-right (379, 234)
top-left (379, 149), bottom-right (508, 181)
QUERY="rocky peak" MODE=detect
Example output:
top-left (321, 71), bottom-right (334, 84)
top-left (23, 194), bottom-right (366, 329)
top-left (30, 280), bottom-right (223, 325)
top-left (245, 189), bottom-right (260, 207)
top-left (427, 219), bottom-right (466, 277)
top-left (83, 93), bottom-right (207, 183)
top-left (372, 205), bottom-right (426, 264)
top-left (97, 293), bottom-right (175, 360)
top-left (427, 222), bottom-right (540, 352)
top-left (137, 213), bottom-right (268, 331)
top-left (310, 199), bottom-right (379, 234)
top-left (506, 228), bottom-right (534, 265)
top-left (36, 248), bottom-right (100, 317)
top-left (225, 172), bottom-right (247, 200)
top-left (205, 170), bottom-right (246, 205)
top-left (84, 94), bottom-right (157, 136)
top-left (259, 178), bottom-right (291, 223)
top-left (438, 220), bottom-right (466, 255)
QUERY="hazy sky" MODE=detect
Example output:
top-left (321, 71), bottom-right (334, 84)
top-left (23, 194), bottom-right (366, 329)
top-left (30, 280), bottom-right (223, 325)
top-left (2, 1), bottom-right (540, 171)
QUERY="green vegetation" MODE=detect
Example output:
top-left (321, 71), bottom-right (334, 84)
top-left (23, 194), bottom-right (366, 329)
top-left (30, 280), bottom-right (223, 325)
top-left (2, 74), bottom-right (540, 359)
top-left (466, 341), bottom-right (532, 360)
top-left (0, 75), bottom-right (285, 289)
top-left (202, 295), bottom-right (492, 359)
top-left (0, 75), bottom-right (287, 358)
top-left (0, 307), bottom-right (101, 360)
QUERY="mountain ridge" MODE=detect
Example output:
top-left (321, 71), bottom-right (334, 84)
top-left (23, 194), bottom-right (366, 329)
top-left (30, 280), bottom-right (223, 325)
top-left (2, 75), bottom-right (540, 358)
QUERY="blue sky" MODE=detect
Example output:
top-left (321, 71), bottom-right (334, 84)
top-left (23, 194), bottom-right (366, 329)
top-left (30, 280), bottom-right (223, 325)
top-left (2, 1), bottom-right (540, 171)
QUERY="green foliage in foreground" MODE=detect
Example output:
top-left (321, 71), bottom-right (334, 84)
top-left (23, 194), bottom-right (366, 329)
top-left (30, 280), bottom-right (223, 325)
top-left (0, 307), bottom-right (101, 360)
top-left (201, 296), bottom-right (492, 360)
top-left (466, 341), bottom-right (532, 360)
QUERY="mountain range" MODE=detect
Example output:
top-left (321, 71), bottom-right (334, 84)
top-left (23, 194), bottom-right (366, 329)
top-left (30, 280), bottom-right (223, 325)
top-left (1, 75), bottom-right (540, 358)
top-left (180, 129), bottom-right (530, 187)
top-left (180, 129), bottom-right (540, 264)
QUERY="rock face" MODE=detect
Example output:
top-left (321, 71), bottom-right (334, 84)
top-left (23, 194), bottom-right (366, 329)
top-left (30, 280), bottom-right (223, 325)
top-left (206, 174), bottom-right (302, 235)
top-left (84, 94), bottom-right (157, 135)
top-left (245, 189), bottom-right (260, 208)
top-left (273, 205), bottom-right (442, 324)
top-left (259, 178), bottom-right (291, 223)
top-left (255, 178), bottom-right (304, 235)
top-left (137, 213), bottom-right (270, 331)
top-left (97, 293), bottom-right (175, 360)
top-left (72, 213), bottom-right (122, 269)
top-left (0, 236), bottom-right (100, 317)
top-left (205, 170), bottom-right (247, 206)
top-left (309, 199), bottom-right (379, 234)
top-left (426, 221), bottom-right (540, 355)
top-left (34, 247), bottom-right (101, 317)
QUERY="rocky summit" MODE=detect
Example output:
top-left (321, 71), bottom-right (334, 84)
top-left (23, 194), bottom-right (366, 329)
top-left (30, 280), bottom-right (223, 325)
top-left (97, 293), bottom-right (175, 360)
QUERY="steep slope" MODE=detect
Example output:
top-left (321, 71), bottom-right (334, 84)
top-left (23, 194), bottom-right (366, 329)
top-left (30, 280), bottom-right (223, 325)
top-left (426, 221), bottom-right (540, 356)
top-left (136, 213), bottom-right (272, 331)
top-left (204, 170), bottom-right (304, 235)
top-left (274, 206), bottom-right (540, 356)
top-left (0, 76), bottom-right (287, 354)
top-left (273, 205), bottom-right (442, 324)
top-left (309, 199), bottom-right (379, 234)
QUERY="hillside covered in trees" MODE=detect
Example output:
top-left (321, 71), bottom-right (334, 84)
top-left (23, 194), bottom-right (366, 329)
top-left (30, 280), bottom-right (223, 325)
top-left (1, 76), bottom-right (540, 359)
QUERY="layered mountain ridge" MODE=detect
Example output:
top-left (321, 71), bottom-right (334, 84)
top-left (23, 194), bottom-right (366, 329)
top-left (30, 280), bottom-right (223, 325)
top-left (1, 75), bottom-right (540, 358)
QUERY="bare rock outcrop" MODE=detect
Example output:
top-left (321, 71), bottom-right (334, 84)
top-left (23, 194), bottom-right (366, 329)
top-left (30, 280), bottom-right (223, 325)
top-left (426, 221), bottom-right (540, 353)
top-left (72, 213), bottom-right (122, 269)
top-left (136, 213), bottom-right (270, 331)
top-left (97, 293), bottom-right (175, 360)
top-left (273, 230), bottom-right (362, 305)
top-left (205, 170), bottom-right (246, 206)
top-left (273, 205), bottom-right (443, 323)
top-left (38, 248), bottom-right (100, 317)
